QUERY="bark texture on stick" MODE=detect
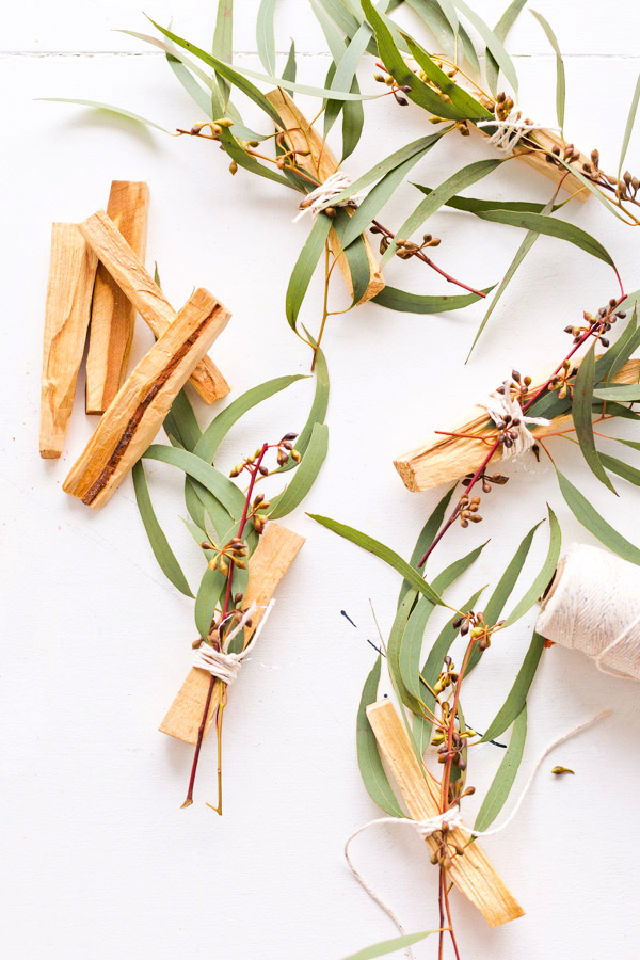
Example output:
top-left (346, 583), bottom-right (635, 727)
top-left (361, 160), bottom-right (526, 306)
top-left (80, 210), bottom-right (229, 404)
top-left (85, 181), bottom-right (150, 414)
top-left (40, 223), bottom-right (98, 458)
top-left (367, 700), bottom-right (524, 927)
top-left (64, 288), bottom-right (230, 508)
top-left (266, 88), bottom-right (384, 303)
top-left (396, 357), bottom-right (640, 492)
top-left (159, 523), bottom-right (304, 744)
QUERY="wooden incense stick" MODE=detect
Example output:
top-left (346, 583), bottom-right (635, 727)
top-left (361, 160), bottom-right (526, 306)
top-left (40, 224), bottom-right (98, 459)
top-left (367, 700), bottom-right (524, 927)
top-left (511, 128), bottom-right (589, 202)
top-left (265, 88), bottom-right (384, 303)
top-left (79, 210), bottom-right (229, 404)
top-left (395, 357), bottom-right (640, 492)
top-left (85, 181), bottom-right (150, 414)
top-left (64, 288), bottom-right (230, 508)
top-left (160, 522), bottom-right (304, 744)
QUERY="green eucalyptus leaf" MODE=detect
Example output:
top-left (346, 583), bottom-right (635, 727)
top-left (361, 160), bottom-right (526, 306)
top-left (195, 375), bottom-right (307, 463)
top-left (143, 444), bottom-right (244, 518)
top-left (164, 389), bottom-right (202, 452)
top-left (332, 209), bottom-right (371, 303)
top-left (278, 342), bottom-right (330, 472)
top-left (401, 33), bottom-right (491, 119)
top-left (373, 285), bottom-right (493, 313)
top-left (194, 566), bottom-right (225, 638)
top-left (474, 209), bottom-right (614, 267)
top-left (286, 214), bottom-right (333, 332)
top-left (483, 520), bottom-right (543, 625)
top-left (531, 10), bottom-right (565, 135)
top-left (486, 0), bottom-right (528, 95)
top-left (556, 467), bottom-right (640, 563)
top-left (356, 656), bottom-right (404, 816)
top-left (219, 129), bottom-right (293, 187)
top-left (309, 514), bottom-right (444, 606)
top-left (593, 384), bottom-right (640, 402)
top-left (474, 706), bottom-right (527, 831)
top-left (481, 632), bottom-right (544, 741)
top-left (573, 344), bottom-right (618, 493)
top-left (618, 72), bottom-right (640, 181)
top-left (505, 505), bottom-right (561, 625)
top-left (382, 158), bottom-right (501, 262)
top-left (132, 462), bottom-right (193, 597)
top-left (399, 485), bottom-right (455, 604)
top-left (40, 98), bottom-right (170, 133)
top-left (454, 0), bottom-right (519, 92)
top-left (340, 930), bottom-right (434, 960)
top-left (598, 453), bottom-right (640, 487)
top-left (268, 422), bottom-right (329, 518)
top-left (413, 182), bottom-right (548, 215)
top-left (283, 39), bottom-right (297, 82)
top-left (256, 0), bottom-right (278, 75)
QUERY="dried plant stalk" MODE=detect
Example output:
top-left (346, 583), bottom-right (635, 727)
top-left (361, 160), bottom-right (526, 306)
top-left (79, 210), bottom-right (230, 404)
top-left (395, 357), bottom-right (640, 492)
top-left (265, 88), bottom-right (385, 303)
top-left (367, 700), bottom-right (524, 927)
top-left (482, 127), bottom-right (590, 202)
top-left (85, 181), bottom-right (150, 413)
top-left (40, 223), bottom-right (98, 458)
top-left (64, 288), bottom-right (230, 508)
top-left (159, 522), bottom-right (305, 744)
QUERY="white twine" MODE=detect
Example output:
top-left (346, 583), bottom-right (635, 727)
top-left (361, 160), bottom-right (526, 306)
top-left (477, 105), bottom-right (542, 153)
top-left (536, 543), bottom-right (640, 681)
top-left (293, 172), bottom-right (360, 222)
top-left (483, 376), bottom-right (550, 461)
top-left (345, 709), bottom-right (610, 951)
top-left (191, 600), bottom-right (276, 686)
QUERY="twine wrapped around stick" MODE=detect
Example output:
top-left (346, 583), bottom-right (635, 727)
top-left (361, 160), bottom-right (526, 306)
top-left (536, 543), bottom-right (640, 680)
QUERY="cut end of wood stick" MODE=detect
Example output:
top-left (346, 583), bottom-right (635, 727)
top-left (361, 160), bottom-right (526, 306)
top-left (366, 700), bottom-right (524, 927)
top-left (63, 287), bottom-right (230, 508)
top-left (40, 223), bottom-right (98, 459)
top-left (266, 88), bottom-right (384, 303)
top-left (395, 357), bottom-right (640, 492)
top-left (159, 523), bottom-right (304, 744)
top-left (85, 181), bottom-right (150, 414)
top-left (80, 209), bottom-right (230, 404)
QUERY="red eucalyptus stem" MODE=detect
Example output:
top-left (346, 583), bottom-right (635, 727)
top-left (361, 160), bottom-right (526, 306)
top-left (182, 443), bottom-right (270, 810)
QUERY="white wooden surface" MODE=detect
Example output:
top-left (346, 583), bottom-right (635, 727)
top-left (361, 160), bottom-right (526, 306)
top-left (2, 2), bottom-right (640, 957)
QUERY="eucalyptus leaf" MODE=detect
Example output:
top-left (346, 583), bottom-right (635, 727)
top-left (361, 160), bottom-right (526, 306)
top-left (356, 656), bottom-right (404, 816)
top-left (454, 0), bottom-right (519, 92)
top-left (399, 485), bottom-right (455, 604)
top-left (598, 453), bottom-right (640, 487)
top-left (474, 209), bottom-right (614, 267)
top-left (373, 285), bottom-right (493, 313)
top-left (256, 0), bottom-right (278, 75)
top-left (283, 39), bottom-right (297, 82)
top-left (618, 72), bottom-right (640, 181)
top-left (486, 0), bottom-right (528, 95)
top-left (340, 930), bottom-right (434, 960)
top-left (194, 566), bottom-right (225, 638)
top-left (268, 422), bottom-right (329, 518)
top-left (40, 98), bottom-right (170, 133)
top-left (593, 384), bottom-right (640, 402)
top-left (143, 444), bottom-right (245, 518)
top-left (286, 214), bottom-right (333, 333)
top-left (164, 388), bottom-right (202, 452)
top-left (531, 10), bottom-right (565, 135)
top-left (556, 467), bottom-right (640, 564)
top-left (483, 520), bottom-right (543, 625)
top-left (474, 706), bottom-right (527, 831)
top-left (481, 632), bottom-right (545, 742)
top-left (505, 505), bottom-right (561, 625)
top-left (572, 344), bottom-right (617, 494)
top-left (132, 462), bottom-right (193, 597)
top-left (309, 514), bottom-right (444, 606)
top-left (401, 34), bottom-right (491, 119)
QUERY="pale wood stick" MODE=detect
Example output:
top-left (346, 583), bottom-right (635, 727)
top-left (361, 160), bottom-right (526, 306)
top-left (366, 700), bottom-right (524, 927)
top-left (79, 210), bottom-right (230, 404)
top-left (40, 224), bottom-right (98, 458)
top-left (396, 357), bottom-right (640, 492)
top-left (85, 181), bottom-right (150, 413)
top-left (159, 522), bottom-right (305, 744)
top-left (265, 88), bottom-right (384, 303)
top-left (63, 288), bottom-right (230, 508)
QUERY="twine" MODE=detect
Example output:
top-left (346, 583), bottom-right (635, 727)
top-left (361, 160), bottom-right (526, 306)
top-left (477, 105), bottom-right (542, 153)
top-left (483, 376), bottom-right (550, 461)
top-left (294, 172), bottom-right (360, 221)
top-left (191, 600), bottom-right (275, 686)
top-left (536, 543), bottom-right (640, 680)
top-left (345, 710), bottom-right (610, 954)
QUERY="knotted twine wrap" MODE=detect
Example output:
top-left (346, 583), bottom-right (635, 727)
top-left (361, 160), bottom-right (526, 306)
top-left (345, 709), bottom-right (610, 958)
top-left (293, 171), bottom-right (360, 221)
top-left (191, 600), bottom-right (275, 686)
top-left (476, 105), bottom-right (543, 153)
top-left (536, 543), bottom-right (640, 680)
top-left (482, 376), bottom-right (550, 460)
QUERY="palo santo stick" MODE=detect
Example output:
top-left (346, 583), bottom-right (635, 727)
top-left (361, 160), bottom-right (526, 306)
top-left (79, 210), bottom-right (229, 404)
top-left (367, 700), bottom-right (524, 927)
top-left (266, 88), bottom-right (384, 303)
top-left (40, 224), bottom-right (98, 459)
top-left (64, 288), bottom-right (230, 508)
top-left (85, 181), bottom-right (149, 413)
top-left (160, 522), bottom-right (305, 744)
top-left (396, 357), bottom-right (640, 492)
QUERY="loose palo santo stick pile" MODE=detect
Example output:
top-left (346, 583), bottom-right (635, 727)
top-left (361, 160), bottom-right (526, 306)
top-left (39, 181), bottom-right (231, 505)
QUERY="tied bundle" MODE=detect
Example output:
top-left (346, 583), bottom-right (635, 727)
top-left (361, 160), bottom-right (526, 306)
top-left (537, 543), bottom-right (640, 680)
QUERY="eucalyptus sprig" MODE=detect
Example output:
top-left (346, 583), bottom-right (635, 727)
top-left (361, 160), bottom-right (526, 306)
top-left (134, 354), bottom-right (329, 809)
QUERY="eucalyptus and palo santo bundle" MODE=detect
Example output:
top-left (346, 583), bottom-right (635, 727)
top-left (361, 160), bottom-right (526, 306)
top-left (40, 182), bottom-right (330, 809)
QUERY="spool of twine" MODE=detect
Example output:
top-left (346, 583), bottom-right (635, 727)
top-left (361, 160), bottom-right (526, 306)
top-left (536, 542), bottom-right (640, 680)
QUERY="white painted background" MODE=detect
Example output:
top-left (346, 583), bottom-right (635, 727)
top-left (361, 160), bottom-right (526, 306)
top-left (3, 2), bottom-right (640, 957)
